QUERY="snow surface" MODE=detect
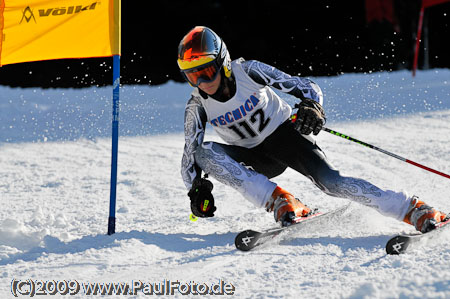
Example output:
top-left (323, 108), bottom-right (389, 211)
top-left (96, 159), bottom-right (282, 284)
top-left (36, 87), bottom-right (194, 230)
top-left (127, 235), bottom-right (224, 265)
top-left (1, 69), bottom-right (450, 298)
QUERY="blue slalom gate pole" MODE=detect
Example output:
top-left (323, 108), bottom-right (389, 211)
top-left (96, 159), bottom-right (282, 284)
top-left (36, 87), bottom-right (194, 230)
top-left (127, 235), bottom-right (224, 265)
top-left (108, 54), bottom-right (120, 235)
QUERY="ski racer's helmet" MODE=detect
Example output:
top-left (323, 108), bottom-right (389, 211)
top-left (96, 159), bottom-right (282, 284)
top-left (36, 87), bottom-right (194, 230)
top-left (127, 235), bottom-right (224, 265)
top-left (177, 26), bottom-right (232, 87)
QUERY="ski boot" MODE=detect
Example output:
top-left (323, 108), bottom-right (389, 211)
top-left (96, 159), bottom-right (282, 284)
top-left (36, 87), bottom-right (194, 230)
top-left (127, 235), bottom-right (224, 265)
top-left (265, 186), bottom-right (311, 227)
top-left (403, 196), bottom-right (447, 233)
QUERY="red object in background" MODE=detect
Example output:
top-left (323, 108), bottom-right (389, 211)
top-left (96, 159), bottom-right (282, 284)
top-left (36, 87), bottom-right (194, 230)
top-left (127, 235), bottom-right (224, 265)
top-left (423, 0), bottom-right (450, 8)
top-left (365, 0), bottom-right (396, 24)
top-left (413, 0), bottom-right (450, 77)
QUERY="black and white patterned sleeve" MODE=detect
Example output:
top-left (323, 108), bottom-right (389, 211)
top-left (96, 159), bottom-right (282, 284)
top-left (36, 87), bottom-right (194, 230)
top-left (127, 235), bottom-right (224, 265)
top-left (181, 95), bottom-right (207, 190)
top-left (241, 60), bottom-right (323, 105)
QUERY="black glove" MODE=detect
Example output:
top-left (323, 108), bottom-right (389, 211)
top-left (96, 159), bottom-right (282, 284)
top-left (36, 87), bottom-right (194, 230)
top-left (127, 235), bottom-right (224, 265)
top-left (293, 98), bottom-right (326, 135)
top-left (188, 178), bottom-right (216, 218)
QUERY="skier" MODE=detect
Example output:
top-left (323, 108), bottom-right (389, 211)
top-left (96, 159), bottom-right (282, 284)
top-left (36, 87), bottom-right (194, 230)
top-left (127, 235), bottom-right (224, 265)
top-left (178, 26), bottom-right (446, 232)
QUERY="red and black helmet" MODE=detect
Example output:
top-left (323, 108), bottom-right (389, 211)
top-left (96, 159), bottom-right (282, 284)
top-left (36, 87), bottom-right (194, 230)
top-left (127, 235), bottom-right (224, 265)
top-left (177, 26), bottom-right (231, 87)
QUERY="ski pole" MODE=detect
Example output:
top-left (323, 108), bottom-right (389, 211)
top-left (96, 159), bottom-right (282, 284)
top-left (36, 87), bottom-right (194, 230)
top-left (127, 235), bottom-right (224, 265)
top-left (323, 127), bottom-right (450, 180)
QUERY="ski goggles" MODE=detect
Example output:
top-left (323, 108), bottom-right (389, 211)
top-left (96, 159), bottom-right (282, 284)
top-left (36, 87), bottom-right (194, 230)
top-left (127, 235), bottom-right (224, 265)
top-left (180, 60), bottom-right (221, 87)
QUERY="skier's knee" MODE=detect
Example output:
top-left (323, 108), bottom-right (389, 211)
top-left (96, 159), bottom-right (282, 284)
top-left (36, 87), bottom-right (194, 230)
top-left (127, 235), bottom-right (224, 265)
top-left (194, 142), bottom-right (224, 171)
top-left (194, 142), bottom-right (211, 168)
top-left (311, 169), bottom-right (343, 196)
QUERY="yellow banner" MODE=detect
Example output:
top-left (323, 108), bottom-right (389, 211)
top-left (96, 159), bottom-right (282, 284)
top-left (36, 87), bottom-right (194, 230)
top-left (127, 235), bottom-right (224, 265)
top-left (0, 0), bottom-right (121, 66)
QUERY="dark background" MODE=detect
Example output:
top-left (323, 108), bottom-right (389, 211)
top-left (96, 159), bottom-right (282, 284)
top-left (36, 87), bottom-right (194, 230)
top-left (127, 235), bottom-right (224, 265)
top-left (0, 0), bottom-right (449, 88)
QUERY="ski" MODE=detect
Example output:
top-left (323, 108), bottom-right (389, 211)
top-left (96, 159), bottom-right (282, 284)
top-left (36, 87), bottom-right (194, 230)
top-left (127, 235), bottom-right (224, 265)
top-left (235, 203), bottom-right (350, 251)
top-left (386, 217), bottom-right (450, 255)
